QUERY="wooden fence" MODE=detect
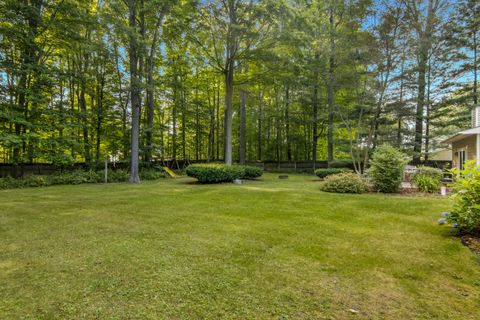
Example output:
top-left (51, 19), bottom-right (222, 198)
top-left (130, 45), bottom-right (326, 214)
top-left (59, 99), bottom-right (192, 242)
top-left (0, 159), bottom-right (451, 178)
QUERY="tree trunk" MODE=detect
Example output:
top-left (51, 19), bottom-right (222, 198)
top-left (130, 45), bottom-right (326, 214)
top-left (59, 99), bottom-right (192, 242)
top-left (79, 75), bottom-right (91, 164)
top-left (313, 51), bottom-right (320, 170)
top-left (216, 81), bottom-right (220, 161)
top-left (224, 63), bottom-right (234, 165)
top-left (285, 85), bottom-right (292, 161)
top-left (181, 87), bottom-right (186, 160)
top-left (95, 67), bottom-right (105, 162)
top-left (425, 55), bottom-right (432, 162)
top-left (129, 0), bottom-right (141, 183)
top-left (327, 8), bottom-right (335, 165)
top-left (473, 28), bottom-right (478, 105)
top-left (257, 90), bottom-right (263, 160)
top-left (207, 87), bottom-right (215, 162)
top-left (413, 0), bottom-right (435, 163)
top-left (239, 64), bottom-right (248, 164)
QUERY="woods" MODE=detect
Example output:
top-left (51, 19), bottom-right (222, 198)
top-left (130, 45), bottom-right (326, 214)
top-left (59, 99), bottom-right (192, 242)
top-left (1, 0), bottom-right (479, 181)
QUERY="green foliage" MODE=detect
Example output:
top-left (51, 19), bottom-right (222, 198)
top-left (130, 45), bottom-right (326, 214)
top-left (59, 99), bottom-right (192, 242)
top-left (0, 175), bottom-right (49, 189)
top-left (48, 170), bottom-right (102, 185)
top-left (0, 168), bottom-right (165, 189)
top-left (321, 172), bottom-right (368, 194)
top-left (329, 159), bottom-right (354, 168)
top-left (106, 169), bottom-right (130, 183)
top-left (139, 168), bottom-right (165, 181)
top-left (186, 164), bottom-right (246, 183)
top-left (315, 168), bottom-right (352, 178)
top-left (46, 154), bottom-right (76, 167)
top-left (411, 166), bottom-right (443, 193)
top-left (242, 166), bottom-right (263, 179)
top-left (368, 145), bottom-right (408, 193)
top-left (447, 161), bottom-right (480, 233)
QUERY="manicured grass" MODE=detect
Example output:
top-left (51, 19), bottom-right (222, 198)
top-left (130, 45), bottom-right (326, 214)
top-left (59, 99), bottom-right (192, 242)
top-left (1, 174), bottom-right (479, 319)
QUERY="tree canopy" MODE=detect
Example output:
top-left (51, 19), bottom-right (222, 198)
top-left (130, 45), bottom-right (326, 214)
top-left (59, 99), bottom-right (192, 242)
top-left (0, 0), bottom-right (478, 179)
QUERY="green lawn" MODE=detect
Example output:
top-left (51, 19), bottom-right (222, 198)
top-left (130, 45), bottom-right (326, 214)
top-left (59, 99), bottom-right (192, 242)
top-left (1, 174), bottom-right (479, 319)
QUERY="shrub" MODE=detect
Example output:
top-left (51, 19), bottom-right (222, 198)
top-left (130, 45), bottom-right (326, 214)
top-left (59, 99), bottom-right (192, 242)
top-left (321, 172), bottom-right (368, 194)
top-left (329, 159), bottom-right (354, 168)
top-left (0, 176), bottom-right (22, 189)
top-left (368, 145), bottom-right (408, 193)
top-left (447, 161), bottom-right (480, 233)
top-left (413, 166), bottom-right (443, 180)
top-left (23, 175), bottom-right (49, 188)
top-left (242, 165), bottom-right (263, 179)
top-left (315, 168), bottom-right (352, 179)
top-left (186, 164), bottom-right (245, 183)
top-left (105, 169), bottom-right (130, 183)
top-left (48, 170), bottom-right (101, 185)
top-left (411, 166), bottom-right (443, 193)
top-left (140, 168), bottom-right (165, 180)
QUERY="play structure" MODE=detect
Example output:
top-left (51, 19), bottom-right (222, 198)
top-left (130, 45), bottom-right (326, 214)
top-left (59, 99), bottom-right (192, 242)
top-left (163, 166), bottom-right (177, 178)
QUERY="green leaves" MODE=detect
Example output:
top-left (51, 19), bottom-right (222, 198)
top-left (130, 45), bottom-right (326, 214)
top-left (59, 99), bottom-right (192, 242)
top-left (448, 160), bottom-right (480, 233)
top-left (368, 145), bottom-right (408, 193)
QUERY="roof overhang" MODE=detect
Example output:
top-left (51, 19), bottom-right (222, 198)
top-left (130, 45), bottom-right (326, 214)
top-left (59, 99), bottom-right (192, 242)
top-left (442, 127), bottom-right (480, 144)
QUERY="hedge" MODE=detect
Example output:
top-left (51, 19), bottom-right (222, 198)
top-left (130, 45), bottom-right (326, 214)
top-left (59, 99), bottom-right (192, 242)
top-left (186, 164), bottom-right (263, 183)
top-left (321, 172), bottom-right (369, 194)
top-left (0, 168), bottom-right (165, 190)
top-left (315, 168), bottom-right (352, 179)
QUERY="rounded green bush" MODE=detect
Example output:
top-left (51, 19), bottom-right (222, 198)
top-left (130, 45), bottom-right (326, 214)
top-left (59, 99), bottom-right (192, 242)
top-left (186, 164), bottom-right (246, 183)
top-left (315, 168), bottom-right (352, 179)
top-left (242, 165), bottom-right (263, 179)
top-left (321, 172), bottom-right (368, 194)
top-left (368, 145), bottom-right (408, 193)
top-left (328, 159), bottom-right (354, 168)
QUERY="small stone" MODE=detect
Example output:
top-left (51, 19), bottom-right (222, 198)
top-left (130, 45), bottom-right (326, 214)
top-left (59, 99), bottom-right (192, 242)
top-left (348, 309), bottom-right (359, 314)
top-left (441, 212), bottom-right (450, 218)
top-left (438, 218), bottom-right (446, 225)
top-left (233, 179), bottom-right (242, 185)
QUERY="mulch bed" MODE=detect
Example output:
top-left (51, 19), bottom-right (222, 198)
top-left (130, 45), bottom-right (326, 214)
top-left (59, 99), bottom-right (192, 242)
top-left (461, 235), bottom-right (480, 255)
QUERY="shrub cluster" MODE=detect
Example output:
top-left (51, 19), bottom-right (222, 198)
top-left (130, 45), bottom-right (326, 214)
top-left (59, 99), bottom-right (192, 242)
top-left (315, 168), bottom-right (352, 179)
top-left (320, 172), bottom-right (368, 194)
top-left (242, 165), bottom-right (263, 179)
top-left (0, 168), bottom-right (164, 190)
top-left (447, 161), bottom-right (480, 233)
top-left (411, 166), bottom-right (443, 193)
top-left (186, 164), bottom-right (263, 183)
top-left (328, 159), bottom-right (354, 168)
top-left (368, 145), bottom-right (408, 193)
top-left (140, 168), bottom-right (166, 180)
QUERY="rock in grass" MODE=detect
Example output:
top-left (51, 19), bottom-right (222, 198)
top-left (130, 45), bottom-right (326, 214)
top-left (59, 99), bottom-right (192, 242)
top-left (438, 218), bottom-right (446, 225)
top-left (233, 179), bottom-right (242, 185)
top-left (441, 212), bottom-right (450, 218)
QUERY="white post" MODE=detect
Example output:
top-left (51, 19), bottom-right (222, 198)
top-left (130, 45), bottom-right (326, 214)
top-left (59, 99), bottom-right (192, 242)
top-left (104, 159), bottom-right (108, 183)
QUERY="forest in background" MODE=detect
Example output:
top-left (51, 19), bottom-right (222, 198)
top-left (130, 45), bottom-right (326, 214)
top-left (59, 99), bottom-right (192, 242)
top-left (0, 0), bottom-right (478, 179)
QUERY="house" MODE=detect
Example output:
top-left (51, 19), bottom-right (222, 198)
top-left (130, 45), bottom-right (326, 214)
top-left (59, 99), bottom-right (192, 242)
top-left (443, 106), bottom-right (480, 169)
top-left (429, 148), bottom-right (452, 162)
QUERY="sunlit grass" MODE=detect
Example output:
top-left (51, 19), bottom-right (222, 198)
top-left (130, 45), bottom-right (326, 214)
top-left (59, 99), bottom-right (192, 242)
top-left (1, 173), bottom-right (479, 319)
